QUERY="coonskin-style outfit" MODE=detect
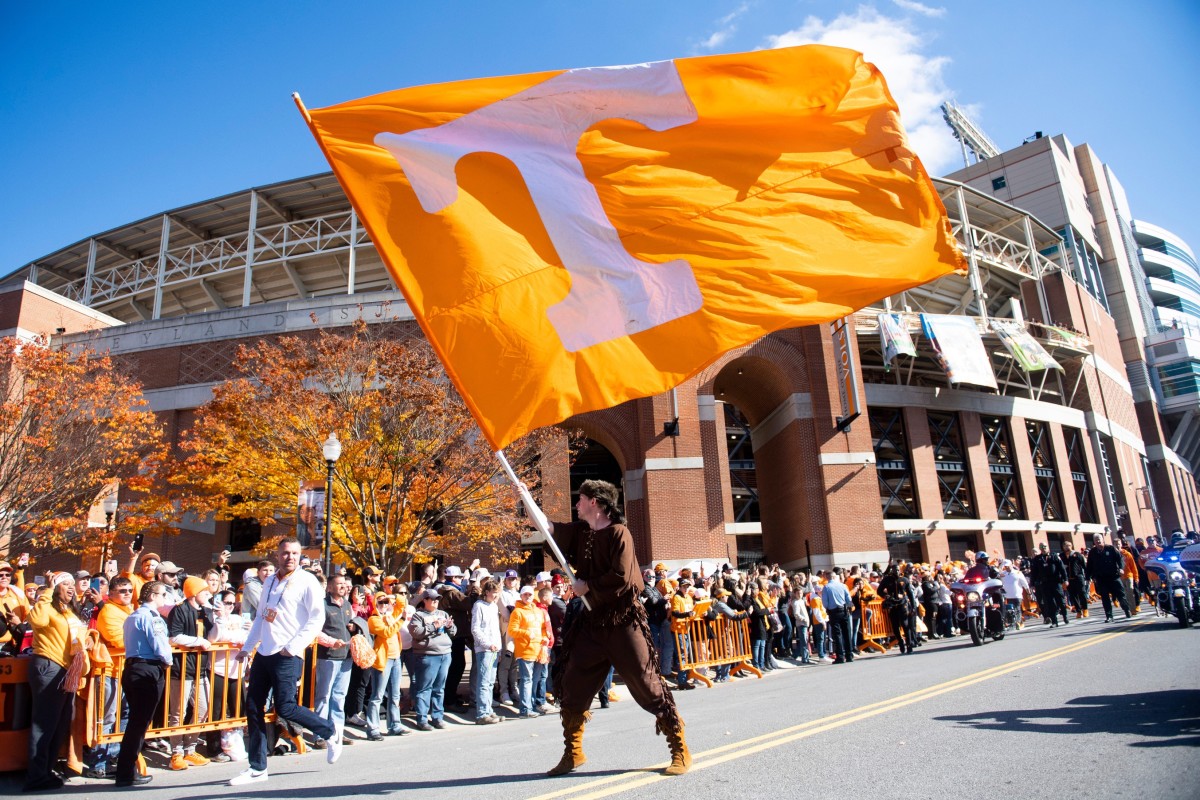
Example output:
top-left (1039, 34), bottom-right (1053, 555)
top-left (547, 520), bottom-right (686, 775)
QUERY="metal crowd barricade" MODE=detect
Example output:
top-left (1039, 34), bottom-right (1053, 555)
top-left (858, 598), bottom-right (896, 653)
top-left (73, 641), bottom-right (320, 769)
top-left (673, 614), bottom-right (761, 687)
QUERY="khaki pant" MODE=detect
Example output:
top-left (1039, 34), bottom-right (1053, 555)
top-left (168, 675), bottom-right (210, 754)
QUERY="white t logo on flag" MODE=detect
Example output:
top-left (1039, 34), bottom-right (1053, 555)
top-left (375, 61), bottom-right (703, 352)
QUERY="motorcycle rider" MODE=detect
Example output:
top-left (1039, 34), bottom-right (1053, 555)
top-left (963, 552), bottom-right (997, 582)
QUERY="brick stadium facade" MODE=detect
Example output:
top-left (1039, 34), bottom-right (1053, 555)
top-left (5, 168), bottom-right (1199, 575)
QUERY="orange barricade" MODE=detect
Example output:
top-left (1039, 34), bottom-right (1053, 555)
top-left (673, 615), bottom-right (761, 687)
top-left (0, 657), bottom-right (32, 772)
top-left (859, 598), bottom-right (895, 653)
top-left (63, 641), bottom-right (320, 771)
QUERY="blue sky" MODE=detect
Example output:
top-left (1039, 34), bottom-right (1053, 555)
top-left (2, 1), bottom-right (1197, 271)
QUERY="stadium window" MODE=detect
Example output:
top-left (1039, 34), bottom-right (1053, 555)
top-left (991, 175), bottom-right (1007, 190)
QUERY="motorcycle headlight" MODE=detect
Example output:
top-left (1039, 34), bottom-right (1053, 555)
top-left (1170, 570), bottom-right (1186, 584)
top-left (967, 591), bottom-right (980, 602)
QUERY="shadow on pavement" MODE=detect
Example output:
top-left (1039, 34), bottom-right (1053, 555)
top-left (934, 690), bottom-right (1200, 747)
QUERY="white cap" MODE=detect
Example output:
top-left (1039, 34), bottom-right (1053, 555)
top-left (519, 585), bottom-right (535, 597)
top-left (535, 571), bottom-right (552, 583)
top-left (471, 568), bottom-right (490, 581)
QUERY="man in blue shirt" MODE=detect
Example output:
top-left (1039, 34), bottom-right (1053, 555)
top-left (821, 571), bottom-right (855, 664)
top-left (114, 580), bottom-right (173, 787)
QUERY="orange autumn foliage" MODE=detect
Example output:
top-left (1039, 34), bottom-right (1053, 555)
top-left (171, 319), bottom-right (571, 574)
top-left (0, 336), bottom-right (170, 558)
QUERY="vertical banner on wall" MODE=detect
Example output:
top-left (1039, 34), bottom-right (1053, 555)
top-left (992, 321), bottom-right (1063, 372)
top-left (878, 312), bottom-right (917, 369)
top-left (920, 313), bottom-right (997, 389)
top-left (831, 317), bottom-right (862, 431)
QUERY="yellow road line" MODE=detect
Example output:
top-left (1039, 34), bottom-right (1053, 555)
top-left (526, 621), bottom-right (1148, 800)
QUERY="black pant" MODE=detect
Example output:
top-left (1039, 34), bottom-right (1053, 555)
top-left (889, 606), bottom-right (913, 653)
top-left (443, 635), bottom-right (468, 703)
top-left (1066, 578), bottom-right (1088, 614)
top-left (116, 660), bottom-right (165, 782)
top-left (246, 652), bottom-right (334, 772)
top-left (1094, 576), bottom-right (1129, 619)
top-left (1039, 583), bottom-right (1068, 622)
top-left (25, 655), bottom-right (74, 789)
top-left (827, 609), bottom-right (853, 661)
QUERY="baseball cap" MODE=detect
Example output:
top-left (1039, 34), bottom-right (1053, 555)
top-left (0, 561), bottom-right (12, 572)
top-left (519, 585), bottom-right (535, 596)
top-left (535, 571), bottom-right (552, 583)
top-left (74, 570), bottom-right (91, 581)
top-left (654, 562), bottom-right (667, 571)
top-left (420, 588), bottom-right (440, 601)
top-left (139, 552), bottom-right (162, 565)
top-left (551, 574), bottom-right (566, 586)
top-left (364, 566), bottom-right (383, 576)
top-left (156, 561), bottom-right (182, 575)
top-left (444, 565), bottom-right (463, 578)
top-left (504, 569), bottom-right (519, 579)
top-left (471, 568), bottom-right (491, 581)
top-left (375, 591), bottom-right (393, 603)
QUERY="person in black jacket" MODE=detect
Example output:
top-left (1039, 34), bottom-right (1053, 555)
top-left (1031, 543), bottom-right (1069, 627)
top-left (876, 565), bottom-right (916, 654)
top-left (638, 571), bottom-right (670, 677)
top-left (1085, 533), bottom-right (1131, 622)
top-left (1062, 542), bottom-right (1089, 618)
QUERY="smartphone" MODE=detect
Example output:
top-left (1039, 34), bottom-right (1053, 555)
top-left (90, 577), bottom-right (104, 591)
top-left (34, 575), bottom-right (45, 586)
top-left (132, 533), bottom-right (145, 552)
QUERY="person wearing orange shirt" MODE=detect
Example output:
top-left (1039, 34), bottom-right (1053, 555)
top-left (0, 558), bottom-right (30, 654)
top-left (365, 592), bottom-right (408, 740)
top-left (82, 575), bottom-right (135, 778)
top-left (1120, 539), bottom-right (1141, 614)
top-left (25, 573), bottom-right (87, 793)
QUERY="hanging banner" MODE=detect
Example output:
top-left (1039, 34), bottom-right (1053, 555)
top-left (920, 314), bottom-right (997, 389)
top-left (878, 312), bottom-right (917, 369)
top-left (992, 321), bottom-right (1063, 372)
top-left (831, 317), bottom-right (861, 431)
top-left (1044, 324), bottom-right (1089, 351)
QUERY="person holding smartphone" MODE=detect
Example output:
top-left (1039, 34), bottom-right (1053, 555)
top-left (0, 558), bottom-right (29, 654)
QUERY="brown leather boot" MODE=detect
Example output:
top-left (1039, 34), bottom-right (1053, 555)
top-left (546, 709), bottom-right (590, 776)
top-left (662, 719), bottom-right (691, 776)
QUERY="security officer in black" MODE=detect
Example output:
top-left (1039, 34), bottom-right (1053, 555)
top-left (1031, 542), bottom-right (1069, 627)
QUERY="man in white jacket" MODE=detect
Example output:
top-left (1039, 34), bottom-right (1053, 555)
top-left (231, 538), bottom-right (340, 785)
top-left (1000, 560), bottom-right (1029, 629)
top-left (471, 579), bottom-right (504, 724)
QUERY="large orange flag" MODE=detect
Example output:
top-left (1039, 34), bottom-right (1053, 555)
top-left (302, 45), bottom-right (963, 450)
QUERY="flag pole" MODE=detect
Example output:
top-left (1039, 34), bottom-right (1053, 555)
top-left (292, 92), bottom-right (313, 124)
top-left (494, 449), bottom-right (590, 611)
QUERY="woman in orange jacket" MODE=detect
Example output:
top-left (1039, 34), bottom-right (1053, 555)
top-left (365, 592), bottom-right (408, 740)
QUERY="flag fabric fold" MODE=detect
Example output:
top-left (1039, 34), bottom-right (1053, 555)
top-left (302, 44), bottom-right (964, 449)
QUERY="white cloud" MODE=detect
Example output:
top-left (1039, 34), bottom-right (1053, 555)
top-left (765, 7), bottom-right (964, 176)
top-left (696, 2), bottom-right (751, 52)
top-left (890, 0), bottom-right (946, 18)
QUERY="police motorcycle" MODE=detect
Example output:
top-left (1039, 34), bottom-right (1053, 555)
top-left (1147, 542), bottom-right (1200, 628)
top-left (951, 559), bottom-right (1007, 645)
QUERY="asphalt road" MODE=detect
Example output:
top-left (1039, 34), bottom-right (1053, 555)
top-left (9, 608), bottom-right (1199, 799)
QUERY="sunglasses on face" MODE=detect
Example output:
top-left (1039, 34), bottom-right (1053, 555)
top-left (115, 588), bottom-right (133, 594)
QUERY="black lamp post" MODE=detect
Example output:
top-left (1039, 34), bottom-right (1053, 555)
top-left (101, 492), bottom-right (118, 573)
top-left (322, 433), bottom-right (342, 575)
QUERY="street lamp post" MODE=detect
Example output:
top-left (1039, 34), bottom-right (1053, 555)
top-left (322, 433), bottom-right (342, 575)
top-left (101, 493), bottom-right (118, 573)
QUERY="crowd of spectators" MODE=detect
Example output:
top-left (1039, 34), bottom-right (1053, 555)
top-left (0, 530), bottom-right (1174, 791)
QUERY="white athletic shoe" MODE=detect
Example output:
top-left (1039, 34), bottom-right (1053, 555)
top-left (229, 768), bottom-right (268, 786)
top-left (327, 734), bottom-right (342, 765)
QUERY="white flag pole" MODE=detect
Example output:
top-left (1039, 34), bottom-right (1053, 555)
top-left (495, 450), bottom-right (591, 611)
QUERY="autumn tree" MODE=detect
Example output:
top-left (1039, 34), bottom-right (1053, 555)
top-left (0, 336), bottom-right (169, 559)
top-left (173, 319), bottom-right (569, 573)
